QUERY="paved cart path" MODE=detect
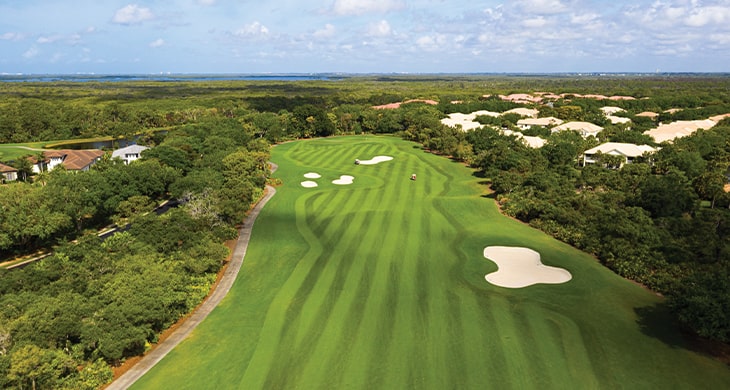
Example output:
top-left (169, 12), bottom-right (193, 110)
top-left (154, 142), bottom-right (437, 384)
top-left (107, 168), bottom-right (277, 390)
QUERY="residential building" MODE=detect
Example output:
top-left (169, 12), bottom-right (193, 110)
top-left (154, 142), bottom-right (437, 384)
top-left (643, 119), bottom-right (718, 143)
top-left (516, 117), bottom-right (563, 130)
top-left (0, 163), bottom-right (17, 182)
top-left (31, 149), bottom-right (105, 173)
top-left (112, 144), bottom-right (149, 164)
top-left (502, 108), bottom-right (539, 118)
top-left (502, 130), bottom-right (546, 148)
top-left (551, 121), bottom-right (604, 138)
top-left (582, 142), bottom-right (657, 167)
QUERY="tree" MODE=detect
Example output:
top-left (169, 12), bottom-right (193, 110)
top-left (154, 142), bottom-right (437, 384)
top-left (8, 344), bottom-right (73, 390)
top-left (0, 183), bottom-right (70, 250)
top-left (45, 170), bottom-right (110, 231)
top-left (141, 145), bottom-right (193, 173)
top-left (669, 267), bottom-right (730, 342)
top-left (634, 169), bottom-right (698, 218)
top-left (694, 170), bottom-right (727, 208)
top-left (12, 156), bottom-right (34, 182)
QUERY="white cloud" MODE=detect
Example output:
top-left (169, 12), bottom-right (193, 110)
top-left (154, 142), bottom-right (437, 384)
top-left (112, 4), bottom-right (154, 25)
top-left (368, 20), bottom-right (392, 37)
top-left (685, 6), bottom-right (730, 27)
top-left (149, 38), bottom-right (165, 48)
top-left (37, 35), bottom-right (62, 44)
top-left (332, 0), bottom-right (403, 15)
top-left (522, 16), bottom-right (548, 28)
top-left (198, 0), bottom-right (217, 5)
top-left (1, 32), bottom-right (25, 41)
top-left (313, 24), bottom-right (336, 39)
top-left (416, 34), bottom-right (447, 51)
top-left (23, 46), bottom-right (39, 59)
top-left (571, 12), bottom-right (599, 25)
top-left (517, 0), bottom-right (567, 15)
top-left (234, 22), bottom-right (270, 38)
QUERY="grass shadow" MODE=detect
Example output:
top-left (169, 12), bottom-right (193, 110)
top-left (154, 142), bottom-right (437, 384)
top-left (635, 303), bottom-right (730, 366)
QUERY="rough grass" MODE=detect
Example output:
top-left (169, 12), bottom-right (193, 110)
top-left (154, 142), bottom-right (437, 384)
top-left (133, 135), bottom-right (730, 389)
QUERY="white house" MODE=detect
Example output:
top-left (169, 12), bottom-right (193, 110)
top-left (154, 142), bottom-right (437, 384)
top-left (502, 108), bottom-right (540, 118)
top-left (502, 129), bottom-right (546, 148)
top-left (0, 163), bottom-right (17, 182)
top-left (582, 142), bottom-right (657, 167)
top-left (31, 149), bottom-right (105, 173)
top-left (516, 117), bottom-right (563, 130)
top-left (551, 121), bottom-right (604, 138)
top-left (643, 119), bottom-right (718, 143)
top-left (112, 144), bottom-right (149, 164)
top-left (600, 106), bottom-right (625, 115)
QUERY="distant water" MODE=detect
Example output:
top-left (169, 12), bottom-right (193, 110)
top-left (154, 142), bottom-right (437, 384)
top-left (0, 74), bottom-right (343, 82)
top-left (2, 72), bottom-right (728, 83)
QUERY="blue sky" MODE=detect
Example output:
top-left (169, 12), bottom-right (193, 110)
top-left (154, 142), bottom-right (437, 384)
top-left (1, 0), bottom-right (729, 74)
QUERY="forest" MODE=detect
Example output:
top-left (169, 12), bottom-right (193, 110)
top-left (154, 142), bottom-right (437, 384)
top-left (0, 75), bottom-right (729, 388)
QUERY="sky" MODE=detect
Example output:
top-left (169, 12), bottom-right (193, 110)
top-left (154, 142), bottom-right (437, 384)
top-left (1, 0), bottom-right (729, 74)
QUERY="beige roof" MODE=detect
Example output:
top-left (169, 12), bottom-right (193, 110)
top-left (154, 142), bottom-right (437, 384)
top-left (636, 111), bottom-right (659, 118)
top-left (499, 94), bottom-right (543, 104)
top-left (584, 142), bottom-right (657, 158)
top-left (710, 113), bottom-right (730, 122)
top-left (372, 99), bottom-right (438, 109)
top-left (472, 110), bottom-right (500, 118)
top-left (552, 121), bottom-right (604, 137)
top-left (503, 108), bottom-right (539, 118)
top-left (607, 115), bottom-right (631, 125)
top-left (517, 117), bottom-right (563, 127)
top-left (643, 119), bottom-right (717, 143)
top-left (441, 110), bottom-right (500, 131)
top-left (501, 130), bottom-right (546, 148)
top-left (441, 113), bottom-right (482, 131)
top-left (600, 106), bottom-right (625, 115)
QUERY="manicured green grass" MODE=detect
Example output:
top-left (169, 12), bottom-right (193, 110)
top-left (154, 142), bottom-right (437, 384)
top-left (133, 135), bottom-right (730, 389)
top-left (0, 142), bottom-right (48, 162)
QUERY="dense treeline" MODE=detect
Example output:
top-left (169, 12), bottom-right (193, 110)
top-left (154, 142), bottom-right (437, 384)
top-left (404, 113), bottom-right (730, 344)
top-left (2, 76), bottom-right (730, 387)
top-left (0, 115), bottom-right (269, 388)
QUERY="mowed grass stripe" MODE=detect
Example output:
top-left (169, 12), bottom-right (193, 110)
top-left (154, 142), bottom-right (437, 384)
top-left (338, 198), bottom-right (404, 386)
top-left (538, 307), bottom-right (601, 387)
top-left (487, 296), bottom-right (539, 389)
top-left (261, 141), bottom-right (399, 388)
top-left (261, 189), bottom-right (373, 388)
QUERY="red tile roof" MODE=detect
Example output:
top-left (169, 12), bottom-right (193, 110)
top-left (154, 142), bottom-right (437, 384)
top-left (54, 149), bottom-right (105, 170)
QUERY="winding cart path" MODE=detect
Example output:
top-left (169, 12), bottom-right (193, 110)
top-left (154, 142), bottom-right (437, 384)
top-left (107, 166), bottom-right (278, 390)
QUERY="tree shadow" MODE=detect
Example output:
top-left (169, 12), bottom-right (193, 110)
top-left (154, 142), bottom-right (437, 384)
top-left (634, 303), bottom-right (730, 365)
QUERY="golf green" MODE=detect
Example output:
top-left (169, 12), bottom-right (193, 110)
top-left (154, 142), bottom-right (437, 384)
top-left (133, 135), bottom-right (730, 389)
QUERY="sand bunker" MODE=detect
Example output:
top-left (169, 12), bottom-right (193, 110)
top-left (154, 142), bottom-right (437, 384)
top-left (301, 181), bottom-right (318, 188)
top-left (332, 175), bottom-right (354, 185)
top-left (304, 172), bottom-right (322, 179)
top-left (357, 156), bottom-right (393, 165)
top-left (483, 246), bottom-right (572, 288)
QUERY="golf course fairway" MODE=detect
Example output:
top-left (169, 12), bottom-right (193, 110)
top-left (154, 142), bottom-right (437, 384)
top-left (132, 135), bottom-right (730, 389)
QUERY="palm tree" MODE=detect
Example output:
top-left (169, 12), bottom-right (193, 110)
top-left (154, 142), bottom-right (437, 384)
top-left (12, 155), bottom-right (34, 182)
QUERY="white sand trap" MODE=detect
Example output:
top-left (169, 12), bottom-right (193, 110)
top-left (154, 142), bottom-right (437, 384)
top-left (304, 172), bottom-right (321, 179)
top-left (483, 246), bottom-right (572, 288)
top-left (357, 156), bottom-right (393, 165)
top-left (332, 175), bottom-right (354, 185)
top-left (301, 181), bottom-right (318, 188)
